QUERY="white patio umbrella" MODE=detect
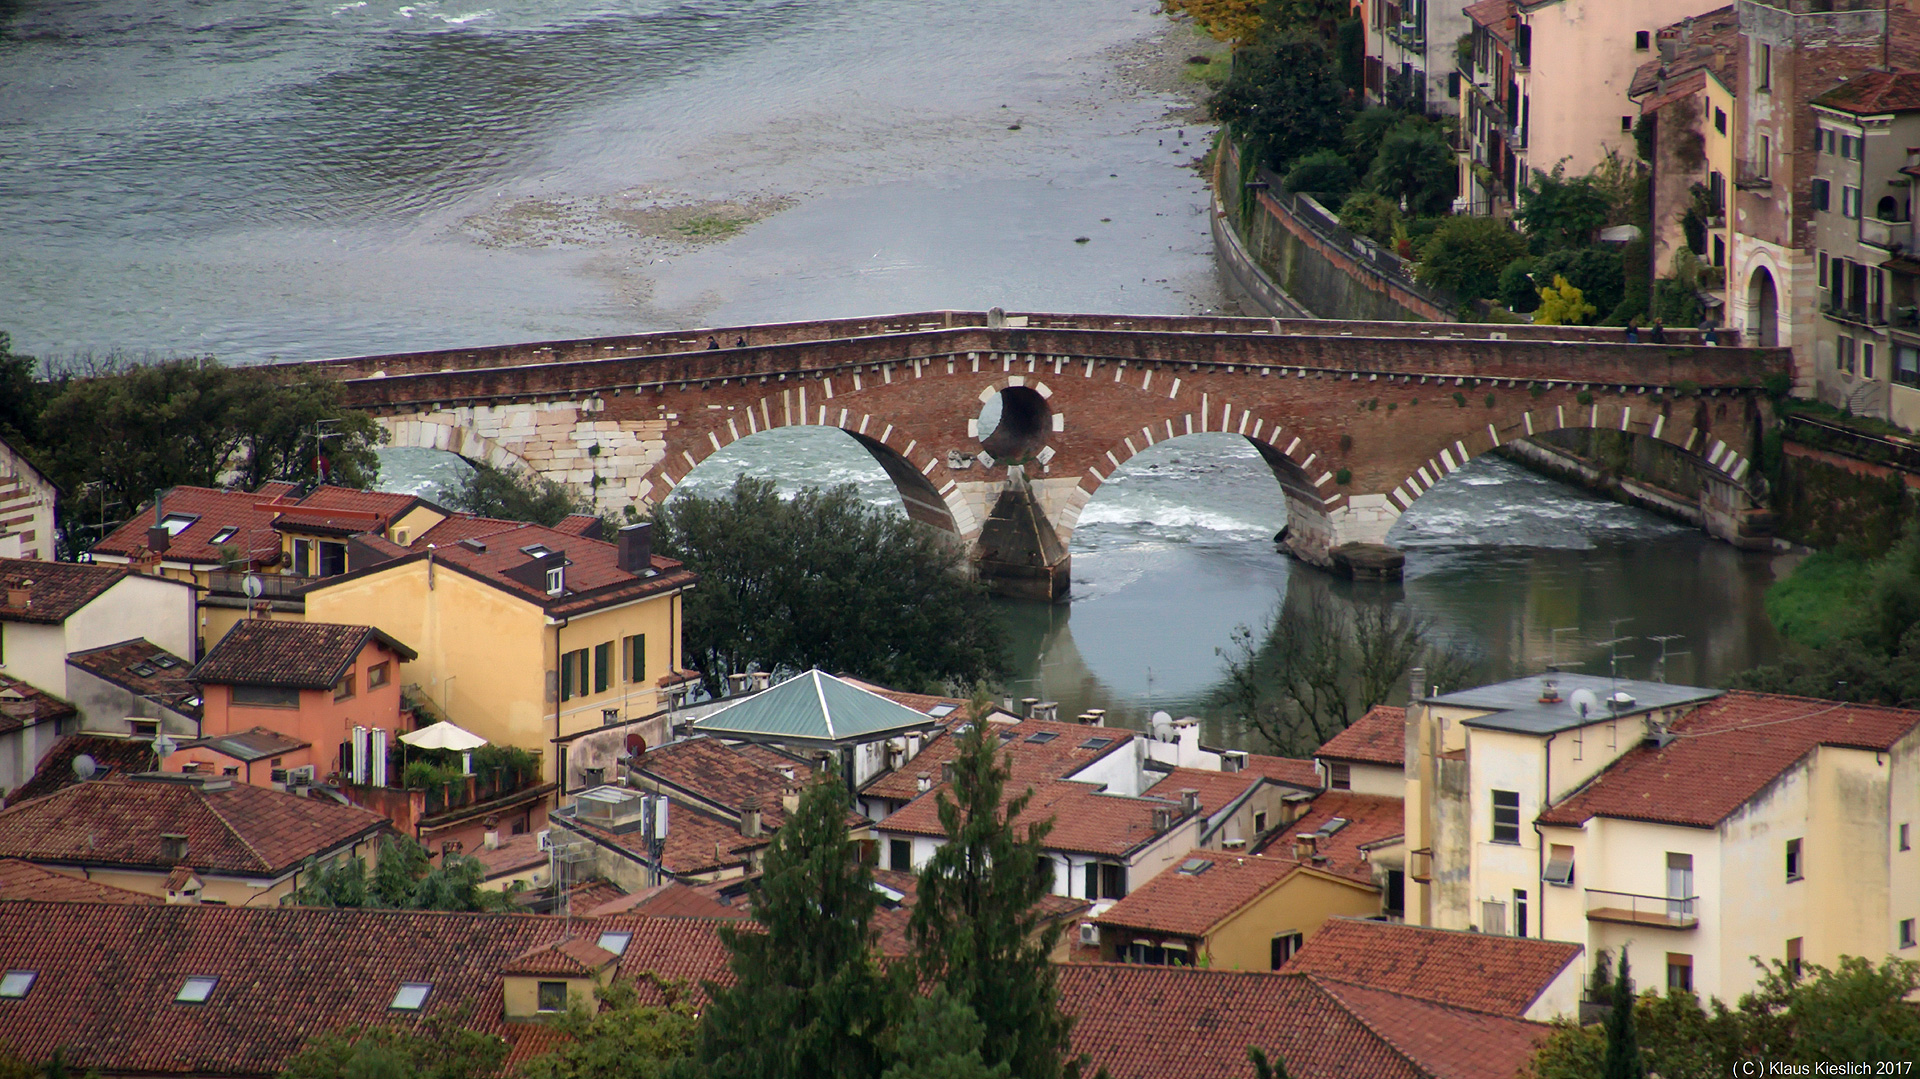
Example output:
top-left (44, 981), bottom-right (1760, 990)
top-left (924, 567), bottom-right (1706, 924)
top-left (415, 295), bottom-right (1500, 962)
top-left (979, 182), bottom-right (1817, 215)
top-left (399, 720), bottom-right (489, 774)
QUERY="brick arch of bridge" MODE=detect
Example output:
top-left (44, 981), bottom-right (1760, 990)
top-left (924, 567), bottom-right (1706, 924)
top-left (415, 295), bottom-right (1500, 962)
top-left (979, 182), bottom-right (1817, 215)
top-left (376, 414), bottom-right (537, 475)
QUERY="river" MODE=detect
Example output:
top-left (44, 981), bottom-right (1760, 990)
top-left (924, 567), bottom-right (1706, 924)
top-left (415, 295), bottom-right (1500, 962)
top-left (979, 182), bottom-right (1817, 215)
top-left (2, 0), bottom-right (1791, 743)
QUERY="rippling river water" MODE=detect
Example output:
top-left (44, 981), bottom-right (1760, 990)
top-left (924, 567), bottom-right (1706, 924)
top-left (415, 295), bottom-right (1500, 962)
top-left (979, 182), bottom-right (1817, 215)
top-left (4, 0), bottom-right (1791, 742)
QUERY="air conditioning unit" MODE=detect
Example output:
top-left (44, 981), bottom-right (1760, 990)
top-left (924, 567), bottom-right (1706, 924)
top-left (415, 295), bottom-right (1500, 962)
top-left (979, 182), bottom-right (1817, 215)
top-left (288, 765), bottom-right (316, 786)
top-left (537, 829), bottom-right (552, 852)
top-left (270, 768), bottom-right (288, 785)
top-left (1079, 923), bottom-right (1100, 946)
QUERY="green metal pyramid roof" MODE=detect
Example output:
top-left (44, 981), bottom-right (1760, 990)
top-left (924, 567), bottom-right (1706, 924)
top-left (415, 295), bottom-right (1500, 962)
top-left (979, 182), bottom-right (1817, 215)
top-left (690, 670), bottom-right (941, 747)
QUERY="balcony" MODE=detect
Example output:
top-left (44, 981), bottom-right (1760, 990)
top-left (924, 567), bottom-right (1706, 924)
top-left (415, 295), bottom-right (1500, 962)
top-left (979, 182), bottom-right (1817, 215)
top-left (1823, 296), bottom-right (1887, 327)
top-left (1863, 215), bottom-right (1914, 253)
top-left (1586, 889), bottom-right (1699, 930)
top-left (1735, 158), bottom-right (1772, 190)
top-left (1386, 20), bottom-right (1425, 51)
top-left (205, 570), bottom-right (308, 601)
top-left (344, 745), bottom-right (548, 822)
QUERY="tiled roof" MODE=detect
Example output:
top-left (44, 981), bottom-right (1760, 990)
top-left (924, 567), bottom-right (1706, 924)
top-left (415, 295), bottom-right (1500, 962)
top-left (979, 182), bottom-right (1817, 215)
top-left (0, 558), bottom-right (144, 624)
top-left (190, 620), bottom-right (416, 689)
top-left (564, 801), bottom-right (766, 878)
top-left (867, 868), bottom-right (1087, 956)
top-left (1463, 0), bottom-right (1514, 43)
top-left (0, 774), bottom-right (390, 877)
top-left (1241, 754), bottom-right (1322, 788)
top-left (837, 677), bottom-right (972, 718)
top-left (323, 521), bottom-right (696, 618)
top-left (0, 858), bottom-right (160, 904)
top-left (582, 880), bottom-right (747, 919)
top-left (635, 736), bottom-right (801, 828)
top-left (1628, 5), bottom-right (1737, 99)
top-left (860, 718), bottom-right (1136, 804)
top-left (408, 514), bottom-right (532, 551)
top-left (1059, 965), bottom-right (1548, 1079)
top-left (1316, 706), bottom-right (1406, 765)
top-left (0, 903), bottom-right (732, 1077)
top-left (1252, 792), bottom-right (1404, 884)
top-left (501, 936), bottom-right (618, 976)
top-left (1282, 917), bottom-right (1582, 1016)
top-left (6, 735), bottom-right (159, 806)
top-left (1537, 691), bottom-right (1920, 828)
top-left (0, 676), bottom-right (75, 738)
top-left (182, 727), bottom-right (311, 762)
top-left (1815, 70), bottom-right (1920, 115)
top-left (92, 484), bottom-right (431, 567)
top-left (65, 639), bottom-right (202, 719)
top-left (882, 778), bottom-right (1188, 858)
top-left (470, 832), bottom-right (548, 879)
top-left (692, 670), bottom-right (944, 747)
top-left (1095, 850), bottom-right (1309, 937)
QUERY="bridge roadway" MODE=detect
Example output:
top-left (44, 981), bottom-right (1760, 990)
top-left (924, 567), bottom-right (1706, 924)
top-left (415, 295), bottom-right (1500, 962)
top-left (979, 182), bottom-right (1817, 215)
top-left (284, 311), bottom-right (1790, 598)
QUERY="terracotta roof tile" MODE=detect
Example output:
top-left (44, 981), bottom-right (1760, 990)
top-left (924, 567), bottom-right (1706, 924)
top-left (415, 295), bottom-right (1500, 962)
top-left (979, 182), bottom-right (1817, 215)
top-left (1252, 793), bottom-right (1404, 884)
top-left (1538, 691), bottom-right (1920, 828)
top-left (860, 719), bottom-right (1135, 804)
top-left (1282, 917), bottom-right (1582, 1016)
top-left (1815, 70), bottom-right (1920, 115)
top-left (564, 801), bottom-right (766, 878)
top-left (0, 903), bottom-right (732, 1076)
top-left (92, 484), bottom-right (424, 568)
top-left (0, 858), bottom-right (160, 904)
top-left (1240, 754), bottom-right (1322, 788)
top-left (882, 778), bottom-right (1188, 857)
top-left (837, 677), bottom-right (972, 717)
top-left (582, 880), bottom-right (747, 919)
top-left (1628, 6), bottom-right (1737, 100)
top-left (1095, 850), bottom-right (1308, 937)
top-left (1060, 965), bottom-right (1548, 1079)
top-left (0, 676), bottom-right (75, 738)
top-left (469, 832), bottom-right (548, 879)
top-left (65, 639), bottom-right (202, 719)
top-left (190, 620), bottom-right (416, 689)
top-left (1317, 706), bottom-right (1406, 765)
top-left (6, 735), bottom-right (159, 806)
top-left (867, 868), bottom-right (1087, 956)
top-left (0, 558), bottom-right (141, 624)
top-left (183, 727), bottom-right (312, 763)
top-left (501, 936), bottom-right (617, 976)
top-left (635, 736), bottom-right (801, 827)
top-left (0, 774), bottom-right (390, 877)
top-left (1464, 0), bottom-right (1514, 43)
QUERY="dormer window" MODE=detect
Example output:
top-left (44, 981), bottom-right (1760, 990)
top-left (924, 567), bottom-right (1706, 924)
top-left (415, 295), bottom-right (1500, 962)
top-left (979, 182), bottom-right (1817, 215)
top-left (545, 566), bottom-right (564, 595)
top-left (391, 982), bottom-right (431, 1010)
top-left (0, 971), bottom-right (34, 999)
top-left (161, 834), bottom-right (188, 862)
top-left (175, 976), bottom-right (218, 1004)
top-left (536, 981), bottom-right (568, 1012)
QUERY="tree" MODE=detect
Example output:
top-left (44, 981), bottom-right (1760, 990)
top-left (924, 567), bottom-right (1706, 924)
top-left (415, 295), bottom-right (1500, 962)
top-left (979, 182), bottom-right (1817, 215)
top-left (1366, 122), bottom-right (1454, 216)
top-left (1415, 215), bottom-right (1529, 304)
top-left (1601, 949), bottom-right (1647, 1079)
top-left (1533, 275), bottom-right (1597, 326)
top-left (452, 462), bottom-right (591, 527)
top-left (1498, 257), bottom-right (1542, 313)
top-left (1283, 149), bottom-right (1356, 202)
top-left (692, 776), bottom-right (893, 1079)
top-left (1516, 163), bottom-right (1612, 252)
top-left (648, 476), bottom-right (1004, 696)
top-left (278, 1008), bottom-right (507, 1079)
top-left (1159, 0), bottom-right (1266, 44)
top-left (233, 380), bottom-right (383, 492)
top-left (292, 836), bottom-right (519, 912)
top-left (0, 334), bottom-right (45, 449)
top-left (1210, 33), bottom-right (1349, 172)
top-left (1338, 191), bottom-right (1400, 247)
top-left (518, 980), bottom-right (698, 1079)
top-left (876, 988), bottom-right (1013, 1079)
top-left (1246, 1047), bottom-right (1292, 1079)
top-left (910, 711), bottom-right (1081, 1079)
top-left (1341, 107), bottom-right (1412, 177)
top-left (1533, 246), bottom-right (1625, 319)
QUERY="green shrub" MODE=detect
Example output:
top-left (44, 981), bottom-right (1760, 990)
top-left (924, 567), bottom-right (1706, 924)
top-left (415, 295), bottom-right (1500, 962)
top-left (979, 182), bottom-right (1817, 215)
top-left (1452, 391), bottom-right (1467, 407)
top-left (1285, 148), bottom-right (1357, 202)
top-left (1416, 216), bottom-right (1529, 303)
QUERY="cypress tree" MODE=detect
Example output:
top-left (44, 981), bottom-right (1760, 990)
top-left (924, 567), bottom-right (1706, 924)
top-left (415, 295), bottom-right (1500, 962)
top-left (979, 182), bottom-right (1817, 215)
top-left (909, 704), bottom-right (1079, 1079)
top-left (692, 777), bottom-right (891, 1079)
top-left (1602, 948), bottom-right (1647, 1079)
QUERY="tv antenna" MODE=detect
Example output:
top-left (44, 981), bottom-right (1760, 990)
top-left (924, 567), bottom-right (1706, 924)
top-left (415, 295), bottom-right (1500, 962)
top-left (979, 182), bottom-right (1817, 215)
top-left (1546, 626), bottom-right (1582, 671)
top-left (1647, 634), bottom-right (1688, 684)
top-left (1597, 619), bottom-right (1635, 705)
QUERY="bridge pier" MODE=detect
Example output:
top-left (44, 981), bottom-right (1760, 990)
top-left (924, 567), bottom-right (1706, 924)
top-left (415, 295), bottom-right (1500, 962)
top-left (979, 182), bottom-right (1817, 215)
top-left (1277, 492), bottom-right (1406, 582)
top-left (972, 468), bottom-right (1071, 602)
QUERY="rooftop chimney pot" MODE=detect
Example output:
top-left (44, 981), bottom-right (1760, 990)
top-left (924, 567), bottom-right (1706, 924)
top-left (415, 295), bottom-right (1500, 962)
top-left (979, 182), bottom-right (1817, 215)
top-left (617, 522), bottom-right (653, 575)
top-left (916, 772), bottom-right (931, 792)
top-left (1180, 788), bottom-right (1200, 816)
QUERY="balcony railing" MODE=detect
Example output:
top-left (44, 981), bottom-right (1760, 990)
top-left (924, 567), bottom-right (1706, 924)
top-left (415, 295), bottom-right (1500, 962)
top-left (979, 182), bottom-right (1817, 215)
top-left (1862, 215), bottom-right (1914, 252)
top-left (344, 747), bottom-right (546, 818)
top-left (1586, 889), bottom-right (1699, 929)
top-left (206, 571), bottom-right (308, 600)
top-left (1735, 159), bottom-right (1772, 189)
top-left (1823, 295), bottom-right (1886, 326)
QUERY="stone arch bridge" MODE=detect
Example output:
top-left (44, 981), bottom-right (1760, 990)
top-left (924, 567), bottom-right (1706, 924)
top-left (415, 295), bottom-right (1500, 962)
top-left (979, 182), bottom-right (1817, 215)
top-left (284, 311), bottom-right (1788, 599)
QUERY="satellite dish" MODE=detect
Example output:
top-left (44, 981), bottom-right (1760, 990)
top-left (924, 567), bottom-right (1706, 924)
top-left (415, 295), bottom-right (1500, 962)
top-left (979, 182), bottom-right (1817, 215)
top-left (624, 733), bottom-right (648, 757)
top-left (242, 574), bottom-right (265, 599)
top-left (1150, 711), bottom-right (1173, 726)
top-left (72, 754), bottom-right (97, 781)
top-left (152, 732), bottom-right (178, 761)
top-left (1568, 688), bottom-right (1601, 720)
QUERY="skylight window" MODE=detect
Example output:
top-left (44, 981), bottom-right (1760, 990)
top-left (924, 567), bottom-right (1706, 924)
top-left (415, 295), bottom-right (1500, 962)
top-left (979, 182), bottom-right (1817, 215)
top-left (1312, 817), bottom-right (1350, 838)
top-left (1079, 737), bottom-right (1114, 750)
top-left (595, 931), bottom-right (633, 957)
top-left (208, 527), bottom-right (238, 544)
top-left (129, 664), bottom-right (156, 678)
top-left (0, 971), bottom-right (34, 999)
top-left (175, 976), bottom-right (218, 1003)
top-left (151, 655), bottom-right (180, 669)
top-left (390, 982), bottom-right (431, 1010)
top-left (1024, 732), bottom-right (1059, 744)
top-left (520, 544), bottom-right (551, 556)
top-left (158, 513), bottom-right (198, 537)
top-left (1177, 858), bottom-right (1213, 876)
top-left (998, 730), bottom-right (1018, 742)
top-left (927, 704), bottom-right (957, 718)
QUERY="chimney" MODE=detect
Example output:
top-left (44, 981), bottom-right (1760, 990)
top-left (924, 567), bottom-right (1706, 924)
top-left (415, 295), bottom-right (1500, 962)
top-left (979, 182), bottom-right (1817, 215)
top-left (739, 795), bottom-right (762, 838)
top-left (147, 488), bottom-right (170, 554)
top-left (1033, 702), bottom-right (1058, 723)
top-left (750, 671), bottom-right (770, 692)
top-left (728, 673), bottom-right (752, 696)
top-left (1022, 697), bottom-right (1041, 718)
top-left (941, 762), bottom-right (956, 784)
top-left (916, 772), bottom-right (931, 793)
top-left (1180, 789), bottom-right (1200, 816)
top-left (4, 580), bottom-right (28, 609)
top-left (1085, 709), bottom-right (1106, 727)
top-left (1408, 666), bottom-right (1427, 701)
top-left (482, 815), bottom-right (500, 850)
top-left (1222, 750), bottom-right (1248, 773)
top-left (1152, 807), bottom-right (1173, 831)
top-left (618, 522), bottom-right (653, 575)
top-left (1293, 834), bottom-right (1318, 860)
